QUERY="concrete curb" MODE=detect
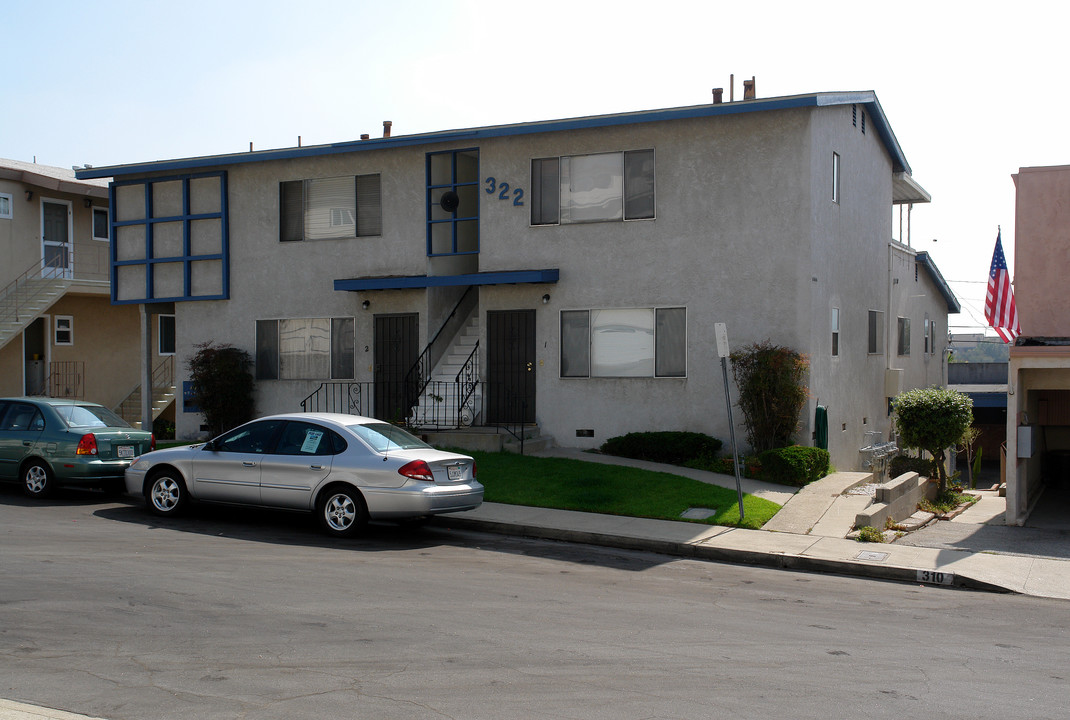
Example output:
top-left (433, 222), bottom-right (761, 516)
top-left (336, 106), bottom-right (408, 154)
top-left (437, 515), bottom-right (1017, 596)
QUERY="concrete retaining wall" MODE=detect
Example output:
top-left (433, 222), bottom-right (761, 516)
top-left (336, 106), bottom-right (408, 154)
top-left (854, 472), bottom-right (937, 529)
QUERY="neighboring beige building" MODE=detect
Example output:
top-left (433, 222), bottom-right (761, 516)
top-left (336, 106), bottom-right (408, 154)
top-left (0, 159), bottom-right (175, 430)
top-left (76, 90), bottom-right (956, 471)
top-left (1006, 164), bottom-right (1070, 524)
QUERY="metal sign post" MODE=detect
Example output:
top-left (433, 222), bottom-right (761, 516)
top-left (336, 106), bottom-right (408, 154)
top-left (715, 323), bottom-right (745, 522)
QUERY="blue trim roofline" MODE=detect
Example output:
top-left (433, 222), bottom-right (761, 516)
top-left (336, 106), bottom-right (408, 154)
top-left (334, 269), bottom-right (560, 292)
top-left (76, 91), bottom-right (911, 180)
top-left (915, 251), bottom-right (961, 313)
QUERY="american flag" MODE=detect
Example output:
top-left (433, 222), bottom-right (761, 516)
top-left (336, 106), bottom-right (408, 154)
top-left (985, 230), bottom-right (1020, 343)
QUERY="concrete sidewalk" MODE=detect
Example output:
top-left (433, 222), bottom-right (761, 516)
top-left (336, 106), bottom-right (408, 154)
top-left (436, 447), bottom-right (1070, 602)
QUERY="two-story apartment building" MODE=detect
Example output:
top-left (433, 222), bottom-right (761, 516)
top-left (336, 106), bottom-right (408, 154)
top-left (0, 159), bottom-right (175, 428)
top-left (76, 90), bottom-right (956, 471)
top-left (1005, 164), bottom-right (1070, 524)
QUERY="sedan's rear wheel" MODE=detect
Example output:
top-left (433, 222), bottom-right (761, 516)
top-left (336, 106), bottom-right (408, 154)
top-left (22, 460), bottom-right (54, 499)
top-left (147, 471), bottom-right (187, 517)
top-left (317, 485), bottom-right (368, 538)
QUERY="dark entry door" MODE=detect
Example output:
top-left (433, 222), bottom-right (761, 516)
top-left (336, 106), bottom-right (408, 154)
top-left (486, 310), bottom-right (536, 424)
top-left (374, 314), bottom-right (418, 423)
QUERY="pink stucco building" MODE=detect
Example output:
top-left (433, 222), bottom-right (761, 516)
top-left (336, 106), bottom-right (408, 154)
top-left (1006, 165), bottom-right (1070, 524)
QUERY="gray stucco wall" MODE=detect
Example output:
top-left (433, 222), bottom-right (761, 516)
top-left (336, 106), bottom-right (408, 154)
top-left (153, 102), bottom-right (946, 473)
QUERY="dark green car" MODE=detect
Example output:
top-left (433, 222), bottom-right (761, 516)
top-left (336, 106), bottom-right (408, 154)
top-left (0, 397), bottom-right (155, 498)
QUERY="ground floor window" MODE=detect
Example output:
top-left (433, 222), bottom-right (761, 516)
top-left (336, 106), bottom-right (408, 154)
top-left (256, 317), bottom-right (354, 380)
top-left (561, 307), bottom-right (685, 378)
top-left (54, 316), bottom-right (73, 346)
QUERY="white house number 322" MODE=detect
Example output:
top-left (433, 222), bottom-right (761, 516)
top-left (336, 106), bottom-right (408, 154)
top-left (485, 177), bottom-right (524, 206)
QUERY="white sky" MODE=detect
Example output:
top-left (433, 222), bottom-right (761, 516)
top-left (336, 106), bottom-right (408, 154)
top-left (4, 0), bottom-right (1068, 335)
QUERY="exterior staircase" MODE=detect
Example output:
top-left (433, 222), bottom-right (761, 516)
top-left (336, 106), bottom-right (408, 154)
top-left (0, 275), bottom-right (72, 351)
top-left (409, 313), bottom-right (483, 429)
top-left (115, 356), bottom-right (176, 430)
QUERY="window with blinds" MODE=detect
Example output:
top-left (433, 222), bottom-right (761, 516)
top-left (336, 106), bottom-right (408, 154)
top-left (279, 174), bottom-right (381, 242)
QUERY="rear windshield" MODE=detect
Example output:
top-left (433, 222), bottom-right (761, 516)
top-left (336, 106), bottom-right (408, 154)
top-left (346, 422), bottom-right (430, 453)
top-left (55, 404), bottom-right (131, 429)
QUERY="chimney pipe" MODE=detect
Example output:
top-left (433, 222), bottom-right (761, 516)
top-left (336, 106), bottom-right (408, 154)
top-left (730, 74), bottom-right (734, 102)
top-left (712, 88), bottom-right (723, 104)
top-left (743, 76), bottom-right (756, 100)
top-left (383, 120), bottom-right (392, 138)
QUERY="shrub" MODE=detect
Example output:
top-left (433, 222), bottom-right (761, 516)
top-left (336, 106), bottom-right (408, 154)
top-left (889, 454), bottom-right (934, 478)
top-left (892, 387), bottom-right (973, 494)
top-left (856, 526), bottom-right (884, 543)
top-left (730, 342), bottom-right (809, 453)
top-left (600, 431), bottom-right (722, 466)
top-left (686, 455), bottom-right (763, 479)
top-left (758, 445), bottom-right (830, 487)
top-left (187, 342), bottom-right (255, 437)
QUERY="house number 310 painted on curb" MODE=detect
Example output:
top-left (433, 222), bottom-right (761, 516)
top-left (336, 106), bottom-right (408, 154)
top-left (485, 177), bottom-right (524, 206)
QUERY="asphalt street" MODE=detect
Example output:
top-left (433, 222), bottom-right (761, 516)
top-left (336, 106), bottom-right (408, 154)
top-left (2, 487), bottom-right (1069, 720)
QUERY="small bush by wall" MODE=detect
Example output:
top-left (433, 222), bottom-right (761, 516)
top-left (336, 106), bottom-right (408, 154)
top-left (600, 431), bottom-right (723, 466)
top-left (758, 445), bottom-right (830, 487)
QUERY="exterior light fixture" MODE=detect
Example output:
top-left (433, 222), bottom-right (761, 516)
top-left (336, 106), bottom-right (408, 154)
top-left (542, 294), bottom-right (550, 304)
top-left (362, 300), bottom-right (370, 310)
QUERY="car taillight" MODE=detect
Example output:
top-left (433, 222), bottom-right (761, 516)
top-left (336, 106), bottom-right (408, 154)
top-left (150, 434), bottom-right (156, 452)
top-left (76, 434), bottom-right (98, 456)
top-left (472, 460), bottom-right (477, 480)
top-left (398, 459), bottom-right (435, 482)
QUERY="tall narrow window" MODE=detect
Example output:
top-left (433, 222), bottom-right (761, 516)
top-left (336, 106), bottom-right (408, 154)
top-left (0, 192), bottom-right (11, 219)
top-left (831, 307), bottom-right (840, 356)
top-left (92, 207), bottom-right (109, 241)
top-left (868, 310), bottom-right (884, 355)
top-left (897, 317), bottom-right (911, 356)
top-left (158, 314), bottom-right (176, 355)
top-left (832, 152), bottom-right (840, 203)
top-left (924, 317), bottom-right (931, 354)
top-left (531, 157), bottom-right (560, 225)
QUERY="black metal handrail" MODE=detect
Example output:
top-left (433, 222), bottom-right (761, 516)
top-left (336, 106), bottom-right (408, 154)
top-left (402, 286), bottom-right (476, 408)
top-left (455, 340), bottom-right (480, 417)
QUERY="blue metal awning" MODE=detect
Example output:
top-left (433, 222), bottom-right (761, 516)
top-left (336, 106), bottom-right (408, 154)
top-left (334, 268), bottom-right (559, 292)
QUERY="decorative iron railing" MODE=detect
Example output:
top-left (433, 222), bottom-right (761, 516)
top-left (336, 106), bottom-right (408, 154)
top-left (300, 379), bottom-right (530, 434)
top-left (402, 286), bottom-right (477, 409)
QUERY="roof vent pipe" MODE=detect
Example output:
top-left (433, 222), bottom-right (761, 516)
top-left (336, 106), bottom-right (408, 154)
top-left (712, 88), bottom-right (723, 104)
top-left (383, 120), bottom-right (392, 138)
top-left (361, 134), bottom-right (370, 140)
top-left (743, 76), bottom-right (756, 99)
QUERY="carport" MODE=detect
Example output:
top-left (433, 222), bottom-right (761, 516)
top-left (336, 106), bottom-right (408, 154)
top-left (1005, 344), bottom-right (1070, 525)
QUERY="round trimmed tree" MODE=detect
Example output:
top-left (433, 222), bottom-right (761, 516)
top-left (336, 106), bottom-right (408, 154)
top-left (891, 387), bottom-right (973, 494)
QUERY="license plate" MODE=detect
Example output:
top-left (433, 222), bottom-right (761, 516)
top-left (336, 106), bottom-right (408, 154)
top-left (447, 465), bottom-right (463, 481)
top-left (117, 445), bottom-right (135, 458)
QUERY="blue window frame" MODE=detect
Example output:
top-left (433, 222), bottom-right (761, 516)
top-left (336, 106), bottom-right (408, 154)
top-left (110, 171), bottom-right (229, 304)
top-left (426, 149), bottom-right (479, 257)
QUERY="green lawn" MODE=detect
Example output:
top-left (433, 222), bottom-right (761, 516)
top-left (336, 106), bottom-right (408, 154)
top-left (469, 450), bottom-right (781, 530)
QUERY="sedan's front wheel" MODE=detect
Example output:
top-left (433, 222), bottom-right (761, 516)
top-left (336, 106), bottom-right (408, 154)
top-left (22, 460), bottom-right (54, 499)
top-left (147, 471), bottom-right (187, 517)
top-left (317, 485), bottom-right (368, 538)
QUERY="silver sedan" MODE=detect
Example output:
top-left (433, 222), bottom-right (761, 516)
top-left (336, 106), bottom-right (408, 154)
top-left (125, 413), bottom-right (483, 537)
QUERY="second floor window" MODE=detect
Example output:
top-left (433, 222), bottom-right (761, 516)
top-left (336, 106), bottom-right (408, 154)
top-left (280, 175), bottom-right (381, 242)
top-left (532, 149), bottom-right (655, 225)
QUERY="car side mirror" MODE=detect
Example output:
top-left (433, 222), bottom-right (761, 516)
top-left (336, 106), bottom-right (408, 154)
top-left (203, 439), bottom-right (218, 451)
